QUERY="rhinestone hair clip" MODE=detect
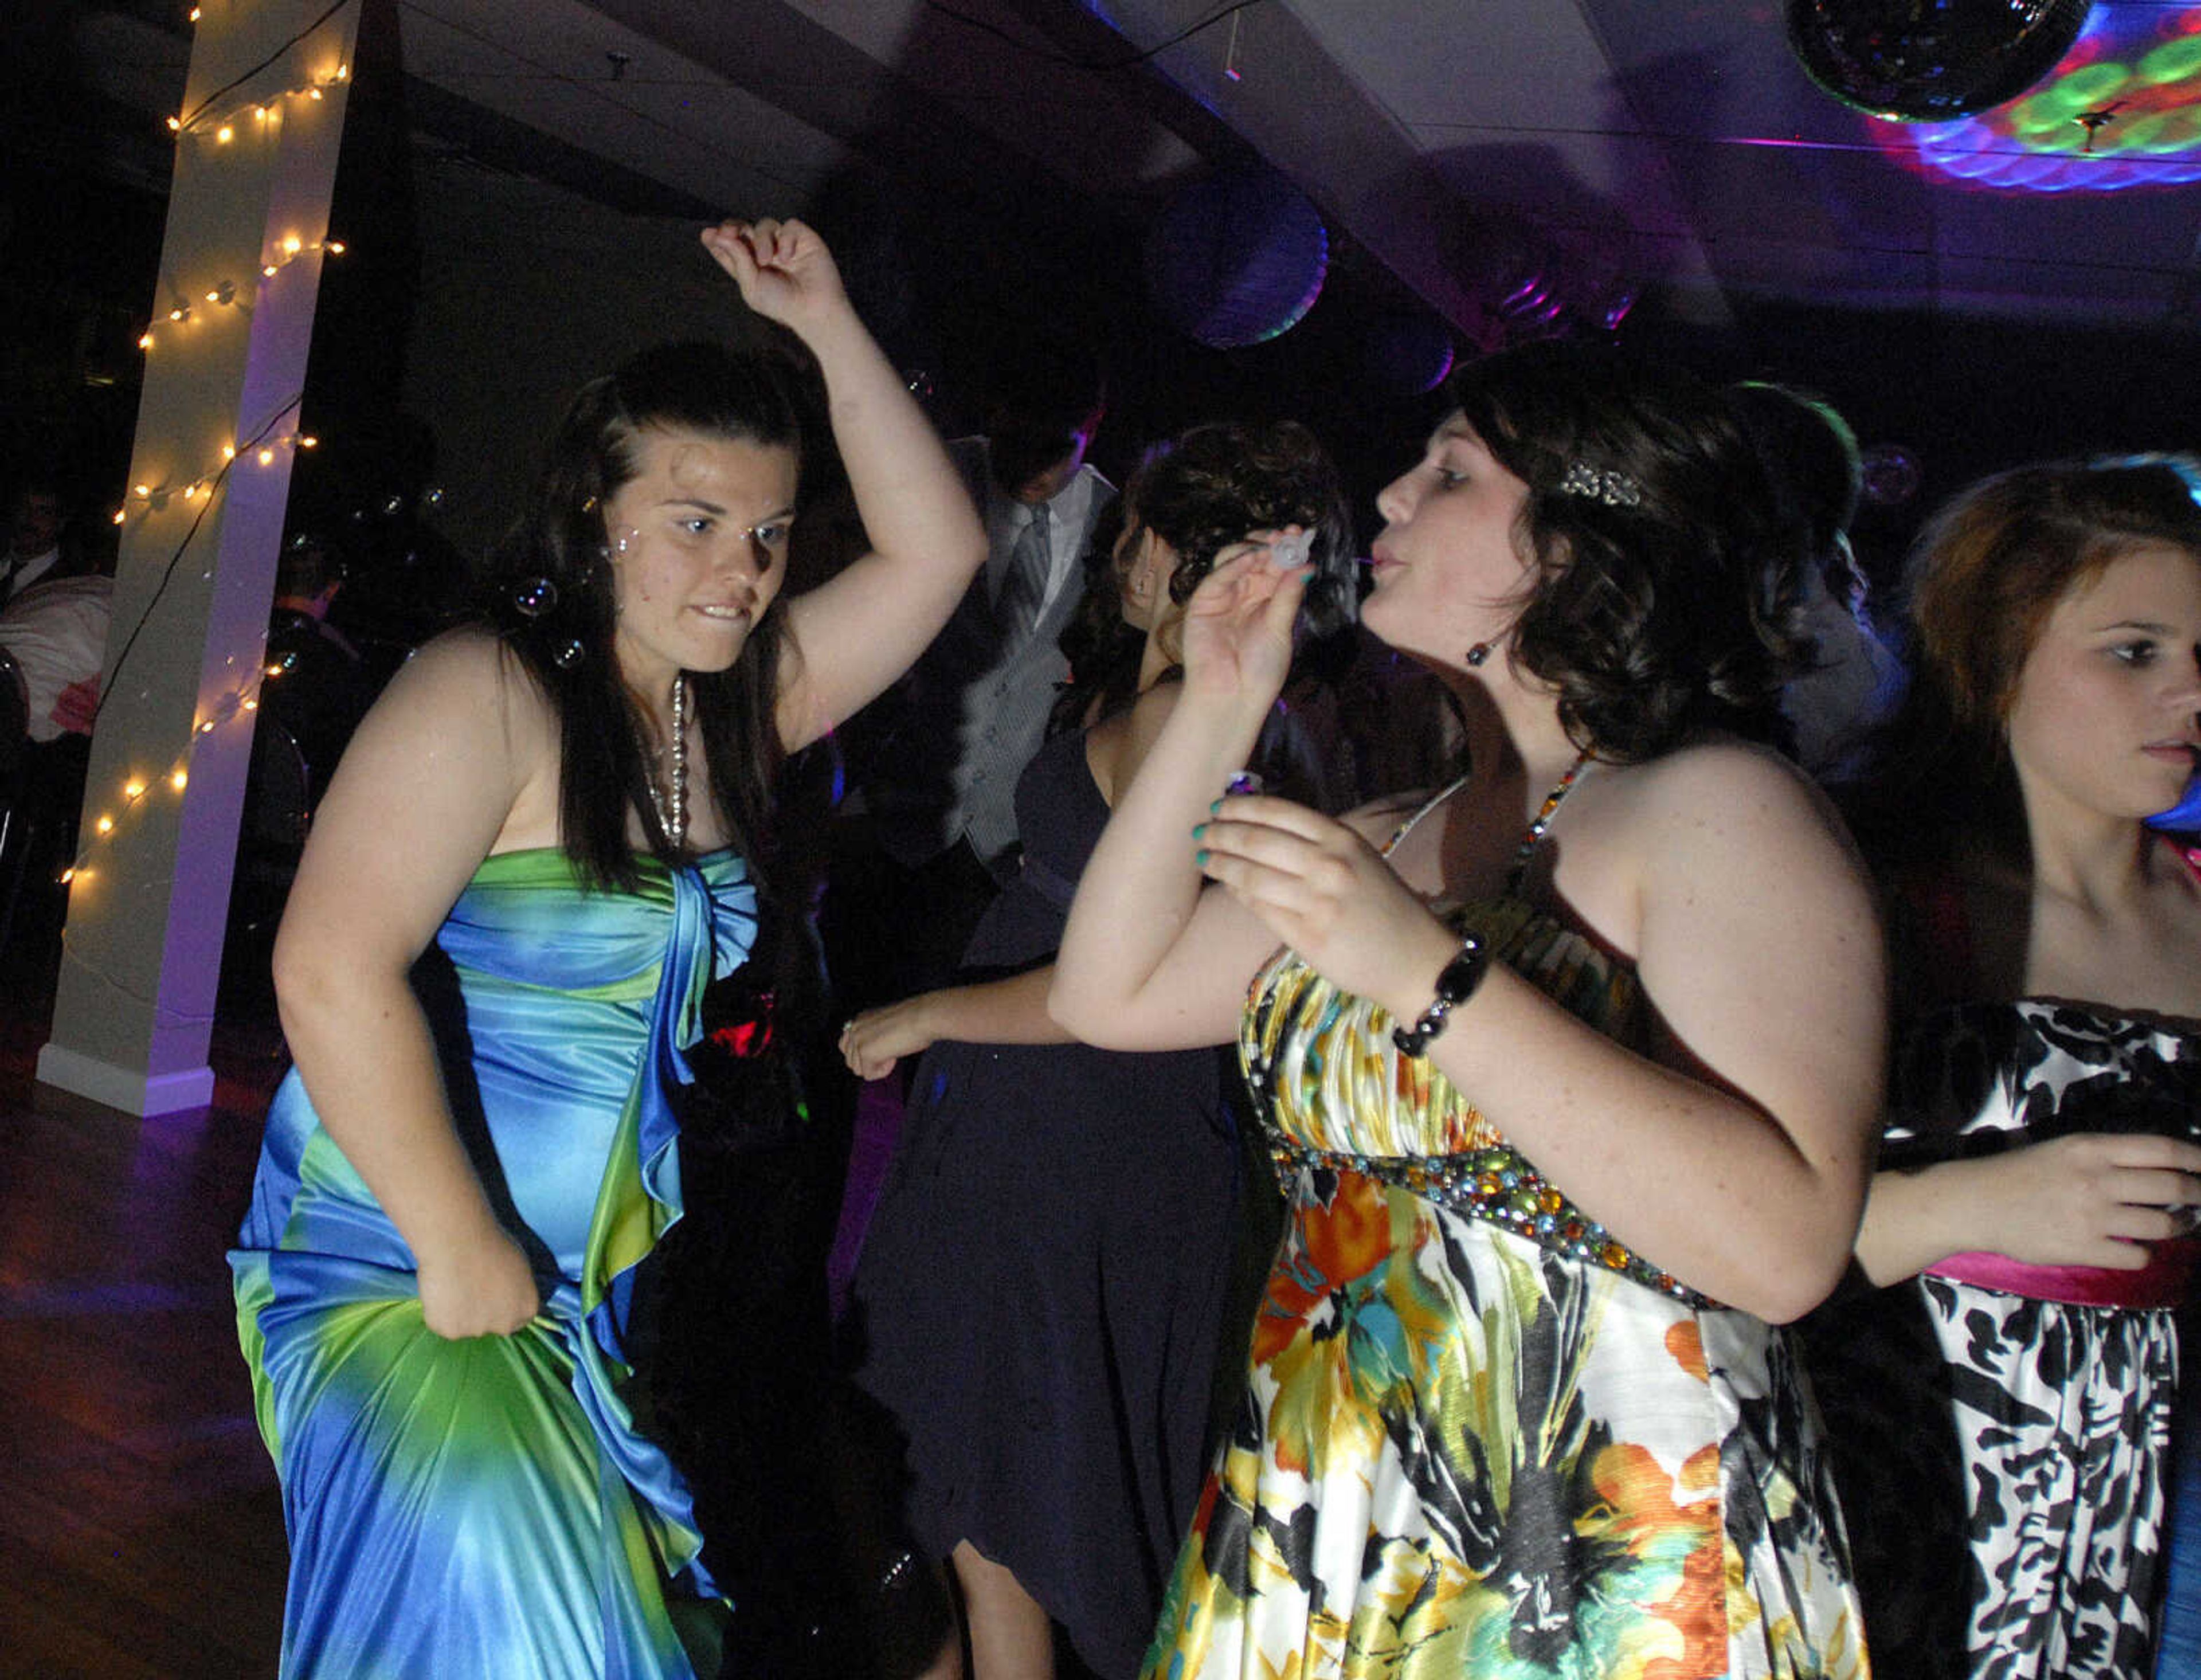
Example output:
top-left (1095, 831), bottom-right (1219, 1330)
top-left (1557, 461), bottom-right (1642, 508)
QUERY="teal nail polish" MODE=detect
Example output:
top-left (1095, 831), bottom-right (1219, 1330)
top-left (1191, 822), bottom-right (1208, 839)
top-left (1208, 798), bottom-right (1222, 815)
top-left (1195, 848), bottom-right (1211, 867)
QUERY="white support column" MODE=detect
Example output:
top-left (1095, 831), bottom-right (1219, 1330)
top-left (38, 0), bottom-right (362, 1117)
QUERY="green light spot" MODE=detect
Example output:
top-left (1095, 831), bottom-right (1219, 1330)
top-left (2118, 111), bottom-right (2170, 152)
top-left (2009, 98), bottom-right (2067, 137)
top-left (2031, 85), bottom-right (2089, 119)
top-left (2141, 106), bottom-right (2201, 153)
top-left (2054, 62), bottom-right (2133, 107)
top-left (2139, 37), bottom-right (2201, 85)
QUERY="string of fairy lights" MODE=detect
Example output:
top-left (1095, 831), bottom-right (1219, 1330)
top-left (56, 0), bottom-right (1264, 968)
top-left (56, 0), bottom-right (358, 957)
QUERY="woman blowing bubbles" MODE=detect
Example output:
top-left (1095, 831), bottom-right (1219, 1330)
top-left (1051, 343), bottom-right (1884, 1678)
top-left (229, 220), bottom-right (985, 1678)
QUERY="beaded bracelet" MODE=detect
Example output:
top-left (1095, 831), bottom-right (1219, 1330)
top-left (1391, 933), bottom-right (1489, 1056)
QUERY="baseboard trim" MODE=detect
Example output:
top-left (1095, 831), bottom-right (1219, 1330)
top-left (35, 1042), bottom-right (216, 1117)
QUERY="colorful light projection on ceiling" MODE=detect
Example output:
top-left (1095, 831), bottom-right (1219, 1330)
top-left (1883, 6), bottom-right (2201, 190)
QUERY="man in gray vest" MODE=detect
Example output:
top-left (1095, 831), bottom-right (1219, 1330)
top-left (832, 355), bottom-right (1112, 1007)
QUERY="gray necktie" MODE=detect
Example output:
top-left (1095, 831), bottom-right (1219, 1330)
top-left (997, 503), bottom-right (1051, 632)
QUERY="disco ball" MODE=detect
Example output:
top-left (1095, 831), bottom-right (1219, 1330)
top-left (1786, 0), bottom-right (2094, 122)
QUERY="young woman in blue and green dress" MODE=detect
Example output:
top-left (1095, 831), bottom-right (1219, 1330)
top-left (229, 218), bottom-right (985, 1678)
top-left (1052, 342), bottom-right (1885, 1679)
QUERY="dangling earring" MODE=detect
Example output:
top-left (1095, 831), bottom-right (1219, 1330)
top-left (1465, 642), bottom-right (1491, 668)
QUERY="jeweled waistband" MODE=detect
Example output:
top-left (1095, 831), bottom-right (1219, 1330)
top-left (1267, 1133), bottom-right (1720, 1310)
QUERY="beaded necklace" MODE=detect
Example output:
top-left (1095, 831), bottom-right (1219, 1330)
top-left (643, 674), bottom-right (688, 850)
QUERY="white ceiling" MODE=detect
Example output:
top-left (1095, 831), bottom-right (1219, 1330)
top-left (57, 0), bottom-right (2201, 342)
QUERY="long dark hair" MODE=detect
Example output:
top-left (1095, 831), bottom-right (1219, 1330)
top-left (1050, 420), bottom-right (1355, 735)
top-left (476, 340), bottom-right (806, 892)
top-left (1444, 342), bottom-right (1812, 763)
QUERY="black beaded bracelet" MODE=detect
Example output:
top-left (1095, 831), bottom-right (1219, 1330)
top-left (1391, 933), bottom-right (1490, 1058)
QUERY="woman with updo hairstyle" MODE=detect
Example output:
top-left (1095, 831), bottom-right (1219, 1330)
top-left (229, 220), bottom-right (986, 1678)
top-left (1803, 457), bottom-right (2201, 1680)
top-left (1053, 341), bottom-right (1883, 1678)
top-left (840, 421), bottom-right (1353, 1680)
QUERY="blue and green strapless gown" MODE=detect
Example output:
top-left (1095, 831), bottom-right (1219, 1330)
top-left (230, 848), bottom-right (756, 1678)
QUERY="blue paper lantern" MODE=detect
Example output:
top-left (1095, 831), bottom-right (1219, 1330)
top-left (1144, 168), bottom-right (1329, 350)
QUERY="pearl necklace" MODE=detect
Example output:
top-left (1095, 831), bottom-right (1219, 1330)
top-left (644, 674), bottom-right (688, 850)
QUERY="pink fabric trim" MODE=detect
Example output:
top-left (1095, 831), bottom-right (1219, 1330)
top-left (1926, 1236), bottom-right (2196, 1309)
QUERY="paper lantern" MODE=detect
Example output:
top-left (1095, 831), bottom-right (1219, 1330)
top-left (1144, 169), bottom-right (1328, 350)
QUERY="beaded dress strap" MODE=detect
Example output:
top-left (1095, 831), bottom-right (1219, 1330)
top-left (1505, 749), bottom-right (1592, 896)
top-left (1381, 776), bottom-right (1469, 856)
top-left (1378, 751), bottom-right (1594, 891)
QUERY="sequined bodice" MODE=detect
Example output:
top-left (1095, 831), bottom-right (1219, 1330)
top-left (1239, 888), bottom-right (1720, 1305)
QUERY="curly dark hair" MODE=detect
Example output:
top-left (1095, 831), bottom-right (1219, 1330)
top-left (1050, 419), bottom-right (1356, 734)
top-left (1853, 455), bottom-right (2201, 860)
top-left (1441, 341), bottom-right (1814, 763)
top-left (475, 339), bottom-right (808, 893)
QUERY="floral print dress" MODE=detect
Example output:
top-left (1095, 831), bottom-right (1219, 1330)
top-left (1142, 795), bottom-right (1868, 1679)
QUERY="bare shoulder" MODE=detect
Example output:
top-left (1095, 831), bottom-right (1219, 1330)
top-left (1596, 738), bottom-right (1877, 955)
top-left (367, 629), bottom-right (554, 749)
top-left (1086, 681), bottom-right (1184, 802)
top-left (322, 629), bottom-right (562, 854)
top-left (381, 626), bottom-right (519, 700)
top-left (1611, 736), bottom-right (1843, 848)
top-left (1127, 678), bottom-right (1182, 726)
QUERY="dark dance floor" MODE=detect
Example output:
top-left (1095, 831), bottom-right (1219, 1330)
top-left (0, 938), bottom-right (917, 1679)
top-left (0, 969), bottom-right (291, 1678)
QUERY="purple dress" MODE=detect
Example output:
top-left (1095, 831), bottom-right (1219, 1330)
top-left (851, 726), bottom-right (1243, 1679)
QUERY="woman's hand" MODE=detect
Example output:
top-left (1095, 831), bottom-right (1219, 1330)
top-left (700, 217), bottom-right (848, 336)
top-left (416, 1222), bottom-right (542, 1339)
top-left (1193, 792), bottom-right (1456, 1014)
top-left (1178, 534), bottom-right (1311, 706)
top-left (1958, 1131), bottom-right (2201, 1270)
top-left (839, 994), bottom-right (941, 1080)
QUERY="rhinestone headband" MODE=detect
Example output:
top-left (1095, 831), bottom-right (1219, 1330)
top-left (1557, 461), bottom-right (1641, 508)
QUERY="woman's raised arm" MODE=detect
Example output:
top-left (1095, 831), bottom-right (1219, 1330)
top-left (699, 218), bottom-right (986, 753)
top-left (271, 632), bottom-right (550, 1338)
top-left (1051, 549), bottom-right (1309, 1051)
